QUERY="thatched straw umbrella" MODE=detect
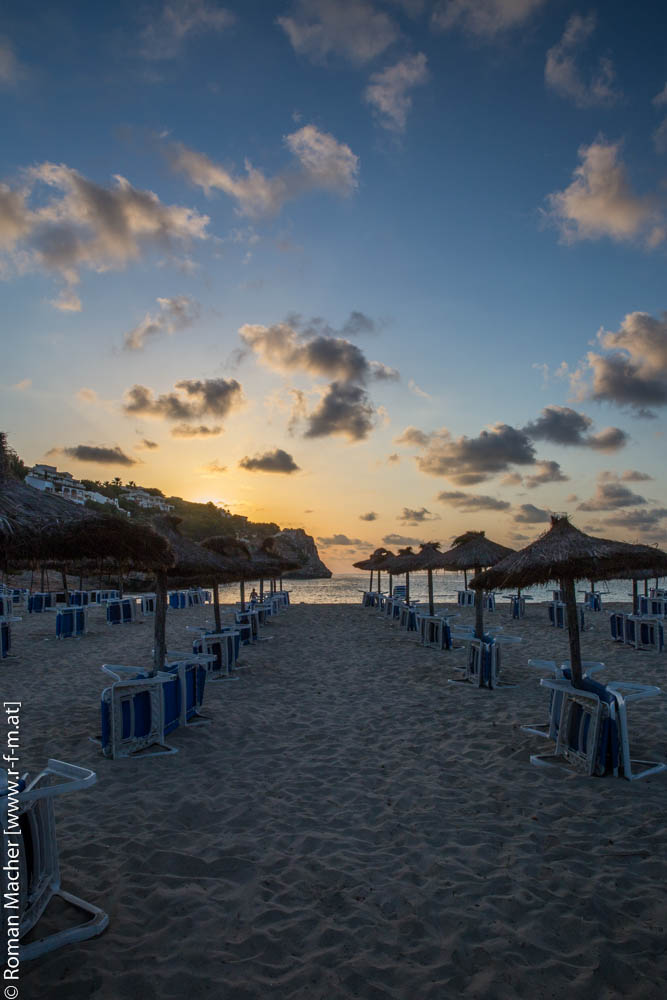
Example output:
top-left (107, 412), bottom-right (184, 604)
top-left (380, 547), bottom-right (417, 604)
top-left (396, 542), bottom-right (451, 616)
top-left (202, 536), bottom-right (254, 626)
top-left (353, 547), bottom-right (394, 594)
top-left (440, 531), bottom-right (514, 640)
top-left (252, 537), bottom-right (302, 599)
top-left (471, 515), bottom-right (667, 687)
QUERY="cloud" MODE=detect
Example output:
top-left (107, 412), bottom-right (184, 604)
top-left (653, 83), bottom-right (667, 107)
top-left (240, 319), bottom-right (395, 383)
top-left (432, 0), bottom-right (547, 37)
top-left (239, 448), bottom-right (300, 473)
top-left (123, 295), bottom-right (200, 350)
top-left (137, 438), bottom-right (159, 450)
top-left (318, 533), bottom-right (368, 546)
top-left (501, 472), bottom-right (523, 486)
top-left (382, 533), bottom-right (424, 546)
top-left (577, 477), bottom-right (648, 511)
top-left (524, 461), bottom-right (569, 489)
top-left (365, 53), bottom-right (428, 132)
top-left (140, 1), bottom-right (235, 60)
top-left (653, 118), bottom-right (667, 155)
top-left (0, 36), bottom-right (22, 86)
top-left (12, 378), bottom-right (31, 391)
top-left (602, 508), bottom-right (667, 531)
top-left (203, 460), bottom-right (227, 473)
top-left (77, 387), bottom-right (98, 404)
top-left (545, 139), bottom-right (663, 247)
top-left (620, 469), bottom-right (652, 482)
top-left (169, 124), bottom-right (358, 218)
top-left (171, 423), bottom-right (222, 437)
top-left (574, 310), bottom-right (667, 416)
top-left (398, 506), bottom-right (439, 524)
top-left (387, 452), bottom-right (400, 463)
top-left (359, 511), bottom-right (378, 520)
top-left (394, 425), bottom-right (431, 447)
top-left (545, 13), bottom-right (620, 108)
top-left (304, 381), bottom-right (375, 440)
top-left (514, 503), bottom-right (550, 523)
top-left (0, 162), bottom-right (209, 307)
top-left (277, 0), bottom-right (398, 65)
top-left (124, 378), bottom-right (243, 437)
top-left (523, 405), bottom-right (627, 451)
top-left (437, 491), bottom-right (511, 512)
top-left (417, 423), bottom-right (536, 484)
top-left (61, 444), bottom-right (138, 466)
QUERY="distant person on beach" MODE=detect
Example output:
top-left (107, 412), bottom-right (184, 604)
top-left (249, 588), bottom-right (259, 602)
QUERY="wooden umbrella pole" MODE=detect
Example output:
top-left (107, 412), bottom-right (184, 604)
top-left (389, 573), bottom-right (393, 597)
top-left (378, 569), bottom-right (381, 594)
top-left (61, 567), bottom-right (68, 599)
top-left (213, 580), bottom-right (222, 631)
top-left (240, 579), bottom-right (246, 612)
top-left (405, 571), bottom-right (410, 605)
top-left (474, 565), bottom-right (484, 640)
top-left (153, 569), bottom-right (168, 675)
top-left (464, 568), bottom-right (468, 590)
top-left (259, 577), bottom-right (264, 601)
top-left (428, 568), bottom-right (434, 616)
top-left (369, 569), bottom-right (373, 591)
top-left (561, 577), bottom-right (583, 687)
top-left (644, 579), bottom-right (649, 596)
top-left (632, 579), bottom-right (638, 614)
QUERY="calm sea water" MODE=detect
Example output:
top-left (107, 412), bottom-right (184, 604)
top-left (216, 573), bottom-right (654, 605)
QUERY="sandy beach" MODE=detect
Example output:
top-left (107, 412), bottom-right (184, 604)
top-left (5, 597), bottom-right (667, 999)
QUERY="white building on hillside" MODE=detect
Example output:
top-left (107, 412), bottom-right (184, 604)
top-left (121, 488), bottom-right (174, 512)
top-left (26, 465), bottom-right (123, 511)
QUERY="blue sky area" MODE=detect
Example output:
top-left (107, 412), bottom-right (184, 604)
top-left (2, 0), bottom-right (667, 568)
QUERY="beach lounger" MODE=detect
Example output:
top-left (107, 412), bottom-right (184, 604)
top-left (584, 591), bottom-right (602, 611)
top-left (483, 593), bottom-right (496, 612)
top-left (399, 603), bottom-right (418, 632)
top-left (140, 593), bottom-right (156, 615)
top-left (418, 615), bottom-right (453, 650)
top-left (510, 596), bottom-right (526, 619)
top-left (97, 665), bottom-right (178, 759)
top-left (609, 611), bottom-right (625, 642)
top-left (106, 598), bottom-right (138, 625)
top-left (192, 632), bottom-right (240, 679)
top-left (626, 615), bottom-right (664, 651)
top-left (67, 590), bottom-right (89, 606)
top-left (457, 590), bottom-right (475, 607)
top-left (235, 609), bottom-right (262, 642)
top-left (531, 676), bottom-right (665, 780)
top-left (27, 592), bottom-right (54, 613)
top-left (522, 660), bottom-right (606, 739)
top-left (56, 606), bottom-right (87, 639)
top-left (162, 657), bottom-right (211, 725)
top-left (0, 759), bottom-right (108, 961)
top-left (548, 601), bottom-right (585, 630)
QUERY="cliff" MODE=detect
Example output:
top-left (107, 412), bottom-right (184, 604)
top-left (271, 528), bottom-right (332, 579)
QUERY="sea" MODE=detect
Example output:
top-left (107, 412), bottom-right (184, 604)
top-left (216, 573), bottom-right (654, 605)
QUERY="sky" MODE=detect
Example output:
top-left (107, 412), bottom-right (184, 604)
top-left (3, 0), bottom-right (667, 571)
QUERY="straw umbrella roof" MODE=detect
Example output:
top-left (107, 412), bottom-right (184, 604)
top-left (353, 547), bottom-right (394, 571)
top-left (253, 536), bottom-right (303, 576)
top-left (439, 531), bottom-right (514, 571)
top-left (392, 541), bottom-right (452, 572)
top-left (470, 516), bottom-right (667, 591)
top-left (380, 546), bottom-right (417, 575)
top-left (151, 517), bottom-right (238, 581)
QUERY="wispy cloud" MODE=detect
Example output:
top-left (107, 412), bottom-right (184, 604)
top-left (123, 295), bottom-right (200, 351)
top-left (545, 13), bottom-right (620, 108)
top-left (59, 444), bottom-right (139, 466)
top-left (277, 0), bottom-right (398, 65)
top-left (169, 124), bottom-right (358, 217)
top-left (365, 53), bottom-right (428, 132)
top-left (141, 1), bottom-right (235, 60)
top-left (432, 0), bottom-right (547, 38)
